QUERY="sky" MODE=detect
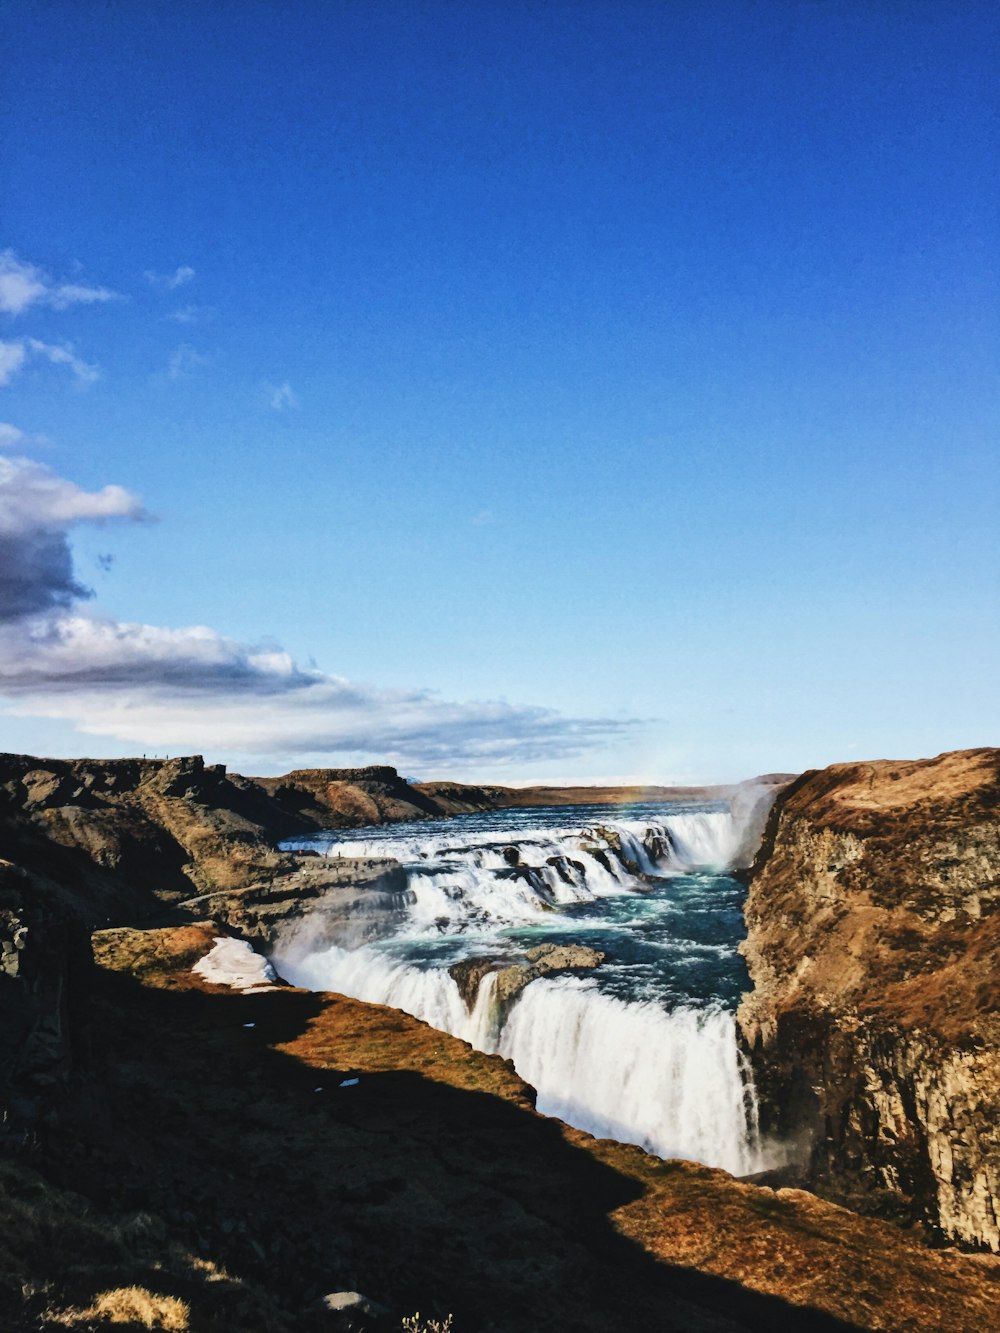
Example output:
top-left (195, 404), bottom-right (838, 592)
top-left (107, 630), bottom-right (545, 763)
top-left (0, 0), bottom-right (997, 783)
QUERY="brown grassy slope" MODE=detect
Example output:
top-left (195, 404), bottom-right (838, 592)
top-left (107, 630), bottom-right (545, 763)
top-left (16, 924), bottom-right (988, 1333)
top-left (415, 774), bottom-right (796, 813)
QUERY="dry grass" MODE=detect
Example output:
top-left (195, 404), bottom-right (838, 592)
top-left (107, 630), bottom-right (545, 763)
top-left (49, 1286), bottom-right (190, 1329)
top-left (0, 1160), bottom-right (287, 1331)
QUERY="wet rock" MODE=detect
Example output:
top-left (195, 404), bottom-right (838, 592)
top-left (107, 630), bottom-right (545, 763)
top-left (495, 863), bottom-right (556, 900)
top-left (546, 854), bottom-right (585, 884)
top-left (449, 956), bottom-right (501, 1010)
top-left (643, 828), bottom-right (674, 865)
top-left (450, 943), bottom-right (605, 1015)
top-left (578, 843), bottom-right (615, 874)
top-left (592, 826), bottom-right (641, 874)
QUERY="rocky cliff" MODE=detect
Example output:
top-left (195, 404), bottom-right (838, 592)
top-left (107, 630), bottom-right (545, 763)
top-left (738, 748), bottom-right (1000, 1250)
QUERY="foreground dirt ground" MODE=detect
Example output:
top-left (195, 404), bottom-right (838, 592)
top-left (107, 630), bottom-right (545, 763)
top-left (3, 923), bottom-right (994, 1332)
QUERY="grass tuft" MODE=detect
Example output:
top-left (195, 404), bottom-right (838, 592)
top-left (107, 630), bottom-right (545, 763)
top-left (49, 1285), bottom-right (190, 1329)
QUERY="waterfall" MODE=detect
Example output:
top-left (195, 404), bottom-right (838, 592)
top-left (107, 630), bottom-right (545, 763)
top-left (496, 977), bottom-right (763, 1175)
top-left (300, 806), bottom-right (751, 932)
top-left (276, 794), bottom-right (779, 1176)
top-left (277, 940), bottom-right (766, 1175)
top-left (282, 942), bottom-right (484, 1046)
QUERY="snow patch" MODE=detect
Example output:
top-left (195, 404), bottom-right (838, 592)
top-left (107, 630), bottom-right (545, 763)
top-left (192, 936), bottom-right (277, 992)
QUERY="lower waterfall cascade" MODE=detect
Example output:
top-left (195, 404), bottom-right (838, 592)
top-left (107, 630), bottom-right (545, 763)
top-left (276, 794), bottom-right (778, 1177)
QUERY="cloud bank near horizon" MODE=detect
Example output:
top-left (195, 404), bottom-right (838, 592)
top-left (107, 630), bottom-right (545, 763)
top-left (0, 451), bottom-right (632, 768)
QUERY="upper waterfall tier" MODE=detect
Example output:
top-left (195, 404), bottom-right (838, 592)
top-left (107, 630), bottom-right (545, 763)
top-left (282, 792), bottom-right (775, 934)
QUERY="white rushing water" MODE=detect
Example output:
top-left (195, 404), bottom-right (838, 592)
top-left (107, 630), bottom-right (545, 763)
top-left (497, 978), bottom-right (761, 1175)
top-left (284, 940), bottom-right (500, 1049)
top-left (305, 807), bottom-right (749, 931)
top-left (277, 794), bottom-right (778, 1177)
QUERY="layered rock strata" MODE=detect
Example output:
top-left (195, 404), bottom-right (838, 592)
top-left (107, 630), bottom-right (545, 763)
top-left (738, 748), bottom-right (1000, 1249)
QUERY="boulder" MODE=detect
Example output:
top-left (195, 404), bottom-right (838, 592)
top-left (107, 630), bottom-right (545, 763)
top-left (312, 1290), bottom-right (390, 1330)
top-left (449, 942), bottom-right (605, 1017)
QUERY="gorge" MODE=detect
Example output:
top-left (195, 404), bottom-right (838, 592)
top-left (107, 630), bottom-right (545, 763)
top-left (0, 749), bottom-right (997, 1330)
top-left (272, 796), bottom-right (778, 1177)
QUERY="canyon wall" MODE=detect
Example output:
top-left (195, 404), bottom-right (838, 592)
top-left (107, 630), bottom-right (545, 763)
top-left (737, 748), bottom-right (1000, 1249)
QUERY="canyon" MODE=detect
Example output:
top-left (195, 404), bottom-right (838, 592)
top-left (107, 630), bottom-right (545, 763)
top-left (0, 749), bottom-right (997, 1330)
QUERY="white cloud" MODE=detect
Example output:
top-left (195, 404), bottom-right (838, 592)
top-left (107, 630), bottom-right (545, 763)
top-left (167, 343), bottom-right (209, 380)
top-left (0, 250), bottom-right (119, 316)
top-left (1, 668), bottom-right (628, 768)
top-left (145, 265), bottom-right (195, 290)
top-left (0, 454), bottom-right (145, 619)
top-left (0, 338), bottom-right (99, 387)
top-left (166, 304), bottom-right (212, 324)
top-left (267, 380), bottom-right (299, 411)
top-left (0, 341), bottom-right (28, 386)
top-left (0, 454), bottom-right (143, 537)
top-left (0, 422), bottom-right (50, 451)
top-left (25, 338), bottom-right (100, 385)
top-left (0, 453), bottom-right (633, 769)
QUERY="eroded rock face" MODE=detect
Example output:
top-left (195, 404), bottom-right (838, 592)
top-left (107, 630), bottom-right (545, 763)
top-left (213, 857), bottom-right (413, 955)
top-left (450, 943), bottom-right (605, 1017)
top-left (737, 748), bottom-right (1000, 1249)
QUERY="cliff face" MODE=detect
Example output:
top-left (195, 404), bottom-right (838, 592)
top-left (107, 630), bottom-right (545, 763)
top-left (0, 752), bottom-right (305, 918)
top-left (0, 754), bottom-right (462, 926)
top-left (738, 748), bottom-right (1000, 1249)
top-left (0, 754), bottom-right (415, 1141)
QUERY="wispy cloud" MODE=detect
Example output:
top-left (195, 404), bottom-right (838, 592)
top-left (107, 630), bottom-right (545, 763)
top-left (266, 380), bottom-right (299, 411)
top-left (166, 304), bottom-right (212, 325)
top-left (0, 422), bottom-right (26, 447)
top-left (166, 343), bottom-right (209, 381)
top-left (26, 338), bottom-right (100, 385)
top-left (0, 453), bottom-right (634, 769)
top-left (0, 338), bottom-right (99, 387)
top-left (0, 341), bottom-right (28, 386)
top-left (145, 265), bottom-right (195, 290)
top-left (0, 250), bottom-right (119, 316)
top-left (0, 422), bottom-right (48, 450)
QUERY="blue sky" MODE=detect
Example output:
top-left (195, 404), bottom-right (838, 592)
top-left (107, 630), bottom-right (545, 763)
top-left (0, 1), bottom-right (996, 782)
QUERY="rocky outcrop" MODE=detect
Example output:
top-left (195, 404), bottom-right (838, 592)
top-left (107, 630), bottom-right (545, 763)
top-left (0, 891), bottom-right (92, 1141)
top-left (738, 748), bottom-right (1000, 1249)
top-left (450, 943), bottom-right (605, 1016)
top-left (198, 857), bottom-right (413, 955)
top-left (0, 753), bottom-right (307, 919)
top-left (253, 765), bottom-right (448, 827)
